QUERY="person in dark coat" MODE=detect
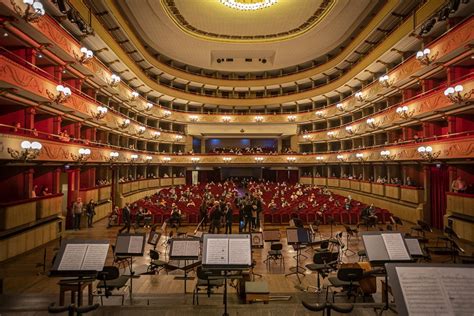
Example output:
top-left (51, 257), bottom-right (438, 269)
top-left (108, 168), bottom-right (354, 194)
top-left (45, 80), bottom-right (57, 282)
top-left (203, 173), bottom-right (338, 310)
top-left (119, 203), bottom-right (131, 234)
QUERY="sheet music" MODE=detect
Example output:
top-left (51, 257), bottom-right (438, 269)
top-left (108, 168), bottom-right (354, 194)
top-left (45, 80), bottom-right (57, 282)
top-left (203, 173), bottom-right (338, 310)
top-left (81, 244), bottom-right (109, 271)
top-left (287, 229), bottom-right (298, 244)
top-left (128, 235), bottom-right (144, 254)
top-left (382, 233), bottom-right (410, 261)
top-left (58, 244), bottom-right (87, 271)
top-left (228, 238), bottom-right (251, 265)
top-left (396, 267), bottom-right (474, 316)
top-left (263, 230), bottom-right (280, 241)
top-left (405, 238), bottom-right (423, 256)
top-left (205, 238), bottom-right (228, 265)
top-left (172, 240), bottom-right (200, 257)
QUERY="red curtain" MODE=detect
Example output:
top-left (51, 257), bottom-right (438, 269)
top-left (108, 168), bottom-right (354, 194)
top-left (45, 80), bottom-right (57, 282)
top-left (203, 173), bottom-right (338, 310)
top-left (276, 170), bottom-right (289, 183)
top-left (289, 170), bottom-right (299, 184)
top-left (429, 165), bottom-right (449, 229)
top-left (186, 170), bottom-right (192, 185)
top-left (262, 169), bottom-right (276, 182)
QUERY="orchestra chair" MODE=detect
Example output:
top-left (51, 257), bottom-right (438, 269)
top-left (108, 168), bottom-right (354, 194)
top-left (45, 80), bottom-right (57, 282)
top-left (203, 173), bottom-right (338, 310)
top-left (111, 245), bottom-right (129, 270)
top-left (48, 303), bottom-right (100, 316)
top-left (147, 250), bottom-right (167, 274)
top-left (193, 266), bottom-right (224, 305)
top-left (302, 301), bottom-right (354, 316)
top-left (305, 251), bottom-right (339, 293)
top-left (264, 243), bottom-right (285, 270)
top-left (95, 266), bottom-right (128, 306)
top-left (326, 264), bottom-right (364, 302)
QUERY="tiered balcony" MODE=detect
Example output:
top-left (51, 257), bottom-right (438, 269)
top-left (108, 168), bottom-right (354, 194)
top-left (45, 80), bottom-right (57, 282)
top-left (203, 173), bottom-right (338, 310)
top-left (445, 192), bottom-right (474, 242)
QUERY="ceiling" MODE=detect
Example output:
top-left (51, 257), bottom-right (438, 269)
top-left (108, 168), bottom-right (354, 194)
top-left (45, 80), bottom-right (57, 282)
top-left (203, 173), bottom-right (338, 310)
top-left (116, 0), bottom-right (379, 71)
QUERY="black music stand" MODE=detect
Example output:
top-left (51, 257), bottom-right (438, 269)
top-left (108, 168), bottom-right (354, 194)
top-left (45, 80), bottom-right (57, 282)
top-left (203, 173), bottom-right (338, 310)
top-left (285, 227), bottom-right (311, 283)
top-left (147, 231), bottom-right (161, 250)
top-left (115, 233), bottom-right (146, 305)
top-left (169, 238), bottom-right (201, 293)
top-left (202, 234), bottom-right (252, 316)
top-left (390, 216), bottom-right (403, 231)
top-left (361, 231), bottom-right (413, 312)
top-left (50, 240), bottom-right (109, 307)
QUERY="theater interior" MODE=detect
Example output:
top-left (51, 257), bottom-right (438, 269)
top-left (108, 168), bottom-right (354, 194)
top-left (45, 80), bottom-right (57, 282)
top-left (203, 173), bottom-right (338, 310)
top-left (0, 0), bottom-right (473, 315)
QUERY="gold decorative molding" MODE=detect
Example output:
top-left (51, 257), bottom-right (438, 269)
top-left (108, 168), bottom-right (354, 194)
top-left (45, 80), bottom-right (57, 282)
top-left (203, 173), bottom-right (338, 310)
top-left (161, 0), bottom-right (335, 43)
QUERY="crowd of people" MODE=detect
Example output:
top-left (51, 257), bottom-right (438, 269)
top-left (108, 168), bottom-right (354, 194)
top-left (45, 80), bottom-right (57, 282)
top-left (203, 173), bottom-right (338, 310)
top-left (210, 146), bottom-right (276, 154)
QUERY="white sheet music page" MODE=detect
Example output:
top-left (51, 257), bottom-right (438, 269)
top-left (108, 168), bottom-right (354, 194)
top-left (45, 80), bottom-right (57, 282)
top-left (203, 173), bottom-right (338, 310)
top-left (382, 233), bottom-right (410, 261)
top-left (171, 240), bottom-right (187, 257)
top-left (228, 238), bottom-right (251, 266)
top-left (58, 244), bottom-right (87, 271)
top-left (206, 238), bottom-right (228, 265)
top-left (440, 267), bottom-right (474, 315)
top-left (186, 240), bottom-right (200, 257)
top-left (128, 236), bottom-right (143, 254)
top-left (81, 244), bottom-right (109, 271)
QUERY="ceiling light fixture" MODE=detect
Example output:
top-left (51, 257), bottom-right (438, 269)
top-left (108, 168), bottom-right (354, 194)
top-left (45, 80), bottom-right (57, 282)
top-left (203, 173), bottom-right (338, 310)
top-left (444, 85), bottom-right (472, 103)
top-left (220, 0), bottom-right (277, 11)
top-left (11, 0), bottom-right (45, 22)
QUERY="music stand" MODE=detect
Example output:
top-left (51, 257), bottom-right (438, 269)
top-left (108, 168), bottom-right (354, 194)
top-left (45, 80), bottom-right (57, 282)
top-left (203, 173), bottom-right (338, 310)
top-left (390, 216), bottom-right (403, 230)
top-left (327, 216), bottom-right (336, 238)
top-left (251, 232), bottom-right (264, 248)
top-left (50, 240), bottom-right (109, 307)
top-left (115, 233), bottom-right (146, 305)
top-left (169, 238), bottom-right (201, 293)
top-left (285, 227), bottom-right (311, 283)
top-left (386, 263), bottom-right (474, 316)
top-left (147, 231), bottom-right (161, 250)
top-left (202, 234), bottom-right (252, 316)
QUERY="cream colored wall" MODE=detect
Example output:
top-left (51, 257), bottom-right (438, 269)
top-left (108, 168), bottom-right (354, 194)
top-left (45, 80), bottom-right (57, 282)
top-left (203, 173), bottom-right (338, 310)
top-left (187, 123), bottom-right (297, 136)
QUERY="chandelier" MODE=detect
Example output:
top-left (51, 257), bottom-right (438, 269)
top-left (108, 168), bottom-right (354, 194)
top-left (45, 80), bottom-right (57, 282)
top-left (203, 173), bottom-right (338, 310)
top-left (220, 0), bottom-right (277, 11)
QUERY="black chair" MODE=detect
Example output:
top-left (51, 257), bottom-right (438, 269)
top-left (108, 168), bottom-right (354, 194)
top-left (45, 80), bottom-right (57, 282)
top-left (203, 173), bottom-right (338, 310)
top-left (315, 240), bottom-right (330, 253)
top-left (193, 266), bottom-right (224, 305)
top-left (48, 303), bottom-right (100, 316)
top-left (410, 220), bottom-right (432, 247)
top-left (95, 266), bottom-right (129, 305)
top-left (147, 250), bottom-right (166, 274)
top-left (111, 245), bottom-right (129, 270)
top-left (305, 251), bottom-right (339, 292)
top-left (302, 301), bottom-right (354, 316)
top-left (265, 243), bottom-right (285, 269)
top-left (326, 266), bottom-right (364, 302)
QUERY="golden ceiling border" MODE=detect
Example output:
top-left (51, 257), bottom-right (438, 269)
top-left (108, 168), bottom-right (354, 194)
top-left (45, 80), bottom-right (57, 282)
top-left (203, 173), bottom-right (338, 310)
top-left (160, 0), bottom-right (336, 43)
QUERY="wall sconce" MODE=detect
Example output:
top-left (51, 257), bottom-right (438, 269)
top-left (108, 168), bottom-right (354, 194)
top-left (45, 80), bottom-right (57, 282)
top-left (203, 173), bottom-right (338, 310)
top-left (417, 146), bottom-right (440, 161)
top-left (129, 154), bottom-right (139, 163)
top-left (109, 74), bottom-right (121, 87)
top-left (222, 116), bottom-right (231, 123)
top-left (316, 156), bottom-right (324, 161)
top-left (444, 85), bottom-right (472, 103)
top-left (336, 103), bottom-right (345, 112)
top-left (191, 157), bottom-right (200, 164)
top-left (189, 115), bottom-right (199, 122)
top-left (94, 105), bottom-right (108, 119)
top-left (152, 131), bottom-right (161, 139)
top-left (355, 91), bottom-right (364, 102)
top-left (254, 157), bottom-right (264, 163)
top-left (380, 150), bottom-right (395, 160)
top-left (175, 135), bottom-right (183, 141)
top-left (366, 118), bottom-right (379, 129)
top-left (336, 154), bottom-right (346, 161)
top-left (108, 151), bottom-right (119, 163)
top-left (48, 85), bottom-right (71, 103)
top-left (287, 115), bottom-right (296, 122)
top-left (11, 0), bottom-right (45, 22)
top-left (355, 153), bottom-right (366, 161)
top-left (315, 111), bottom-right (325, 119)
top-left (302, 134), bottom-right (312, 140)
top-left (162, 110), bottom-right (172, 118)
top-left (162, 157), bottom-right (171, 163)
top-left (137, 126), bottom-right (146, 135)
top-left (416, 48), bottom-right (437, 66)
top-left (130, 91), bottom-right (139, 101)
top-left (396, 106), bottom-right (414, 119)
top-left (223, 157), bottom-right (232, 163)
top-left (145, 102), bottom-right (154, 111)
top-left (327, 131), bottom-right (337, 139)
top-left (119, 119), bottom-right (130, 129)
top-left (378, 75), bottom-right (392, 88)
top-left (345, 125), bottom-right (358, 135)
top-left (144, 155), bottom-right (153, 163)
top-left (74, 47), bottom-right (94, 64)
top-left (287, 157), bottom-right (296, 163)
top-left (8, 140), bottom-right (42, 160)
top-left (255, 116), bottom-right (264, 123)
top-left (72, 148), bottom-right (91, 162)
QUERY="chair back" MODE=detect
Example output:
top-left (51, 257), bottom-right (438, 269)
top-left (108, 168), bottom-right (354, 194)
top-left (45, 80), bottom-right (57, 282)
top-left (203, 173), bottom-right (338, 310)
top-left (271, 243), bottom-right (283, 251)
top-left (320, 240), bottom-right (329, 250)
top-left (150, 249), bottom-right (160, 260)
top-left (313, 251), bottom-right (338, 264)
top-left (98, 266), bottom-right (120, 281)
top-left (337, 267), bottom-right (364, 282)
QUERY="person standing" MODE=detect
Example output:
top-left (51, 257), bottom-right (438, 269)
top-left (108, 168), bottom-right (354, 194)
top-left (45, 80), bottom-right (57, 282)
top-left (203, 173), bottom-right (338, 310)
top-left (72, 197), bottom-right (83, 230)
top-left (119, 203), bottom-right (131, 234)
top-left (86, 199), bottom-right (96, 228)
top-left (224, 203), bottom-right (233, 234)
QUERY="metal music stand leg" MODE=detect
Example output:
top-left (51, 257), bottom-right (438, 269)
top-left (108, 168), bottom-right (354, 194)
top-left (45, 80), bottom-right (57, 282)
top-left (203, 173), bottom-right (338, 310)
top-left (285, 245), bottom-right (306, 283)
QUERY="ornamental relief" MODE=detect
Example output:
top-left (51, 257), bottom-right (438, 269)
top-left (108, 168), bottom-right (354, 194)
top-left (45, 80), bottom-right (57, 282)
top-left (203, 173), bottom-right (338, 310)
top-left (444, 143), bottom-right (474, 157)
top-left (34, 16), bottom-right (73, 55)
top-left (435, 22), bottom-right (474, 56)
top-left (0, 61), bottom-right (45, 96)
top-left (397, 149), bottom-right (418, 160)
top-left (41, 143), bottom-right (71, 160)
